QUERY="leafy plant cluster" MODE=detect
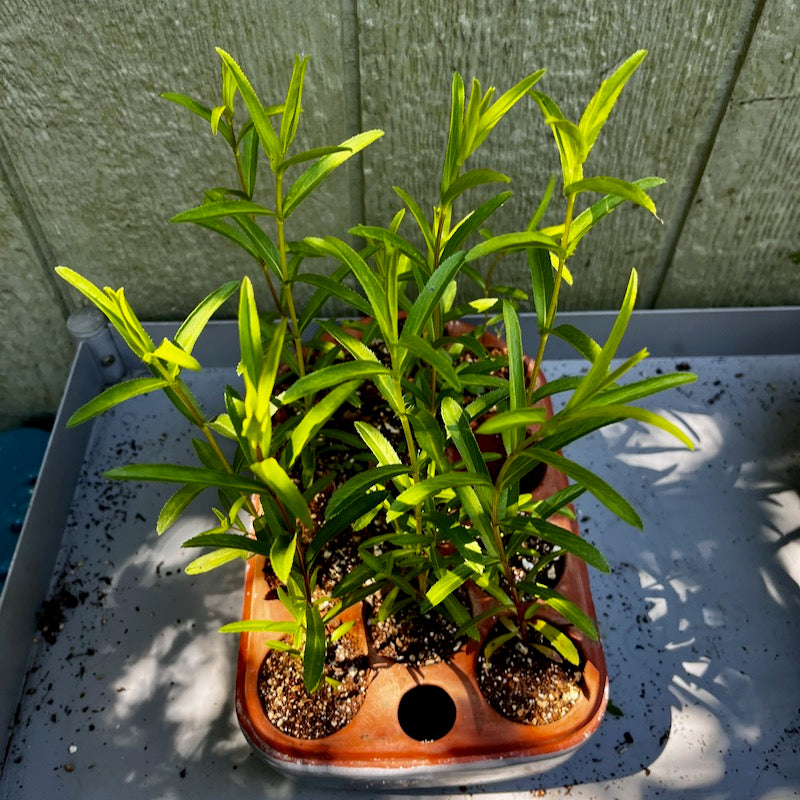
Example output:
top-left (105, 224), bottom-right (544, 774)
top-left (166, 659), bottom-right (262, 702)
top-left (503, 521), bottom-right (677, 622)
top-left (57, 48), bottom-right (695, 693)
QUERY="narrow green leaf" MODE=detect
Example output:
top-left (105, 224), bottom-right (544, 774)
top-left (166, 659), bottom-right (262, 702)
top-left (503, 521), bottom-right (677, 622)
top-left (238, 276), bottom-right (262, 384)
top-left (561, 177), bottom-right (666, 258)
top-left (106, 463), bottom-right (265, 494)
top-left (174, 280), bottom-right (239, 354)
top-left (399, 333), bottom-right (462, 390)
top-left (394, 185), bottom-right (435, 258)
top-left (475, 408), bottom-right (547, 435)
top-left (440, 168), bottom-right (510, 208)
top-left (568, 269), bottom-right (638, 408)
top-left (348, 224), bottom-right (427, 267)
top-left (160, 92), bottom-right (234, 146)
top-left (525, 447), bottom-right (641, 528)
top-left (465, 231), bottom-right (561, 263)
top-left (279, 55), bottom-right (308, 152)
top-left (354, 420), bottom-right (403, 467)
top-left (304, 607), bottom-right (326, 693)
top-left (580, 50), bottom-right (647, 155)
top-left (401, 250), bottom-right (467, 341)
top-left (442, 72), bottom-right (465, 190)
top-left (529, 246), bottom-right (554, 330)
top-left (470, 69), bottom-right (545, 155)
top-left (557, 403), bottom-right (696, 449)
top-left (182, 532), bottom-right (270, 557)
top-left (530, 91), bottom-right (585, 185)
top-left (157, 483), bottom-right (206, 535)
top-left (504, 516), bottom-right (609, 572)
top-left (270, 533), bottom-right (297, 585)
top-left (307, 488), bottom-right (391, 565)
top-left (278, 145), bottom-right (351, 173)
top-left (529, 618), bottom-right (580, 665)
top-left (442, 190), bottom-right (512, 262)
top-left (216, 48), bottom-right (282, 164)
top-left (521, 585), bottom-right (598, 640)
top-left (304, 237), bottom-right (392, 344)
top-left (170, 199), bottom-right (275, 224)
top-left (424, 566), bottom-right (472, 609)
top-left (409, 407), bottom-right (448, 471)
top-left (590, 372), bottom-right (697, 406)
top-left (284, 129), bottom-right (384, 217)
top-left (185, 548), bottom-right (244, 574)
top-left (551, 324), bottom-right (602, 363)
top-left (440, 396), bottom-right (492, 481)
top-left (501, 300), bottom-right (526, 457)
top-left (66, 377), bottom-right (168, 428)
top-left (239, 123), bottom-right (259, 197)
top-left (528, 174), bottom-right (557, 232)
top-left (565, 176), bottom-right (658, 218)
top-left (317, 321), bottom-right (402, 417)
top-left (296, 265), bottom-right (361, 330)
top-left (250, 458), bottom-right (312, 528)
top-left (325, 466), bottom-right (410, 518)
top-left (152, 338), bottom-right (201, 371)
top-left (392, 472), bottom-right (493, 509)
top-left (287, 380), bottom-right (359, 466)
top-left (280, 361), bottom-right (390, 405)
top-left (219, 619), bottom-right (299, 634)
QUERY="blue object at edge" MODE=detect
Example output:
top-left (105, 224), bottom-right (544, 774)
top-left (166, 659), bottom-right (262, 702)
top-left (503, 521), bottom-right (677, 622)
top-left (0, 428), bottom-right (50, 587)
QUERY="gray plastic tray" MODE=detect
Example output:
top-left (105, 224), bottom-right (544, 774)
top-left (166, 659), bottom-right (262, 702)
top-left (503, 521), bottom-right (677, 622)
top-left (1, 309), bottom-right (799, 798)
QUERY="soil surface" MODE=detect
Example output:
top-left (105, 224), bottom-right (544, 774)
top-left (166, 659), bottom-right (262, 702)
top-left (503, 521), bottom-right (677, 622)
top-left (258, 643), bottom-right (373, 739)
top-left (477, 634), bottom-right (583, 725)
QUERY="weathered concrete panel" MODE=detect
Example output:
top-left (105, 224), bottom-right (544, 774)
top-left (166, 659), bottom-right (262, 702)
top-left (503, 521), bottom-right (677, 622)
top-left (357, 0), bottom-right (763, 310)
top-left (0, 0), bottom-right (355, 319)
top-left (658, 0), bottom-right (800, 307)
top-left (0, 180), bottom-right (73, 430)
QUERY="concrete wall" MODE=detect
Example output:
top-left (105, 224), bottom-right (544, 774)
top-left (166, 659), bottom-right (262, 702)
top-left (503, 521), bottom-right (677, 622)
top-left (1, 0), bottom-right (798, 429)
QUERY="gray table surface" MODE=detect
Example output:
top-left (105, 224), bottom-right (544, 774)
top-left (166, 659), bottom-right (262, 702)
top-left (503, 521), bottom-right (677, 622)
top-left (1, 316), bottom-right (799, 798)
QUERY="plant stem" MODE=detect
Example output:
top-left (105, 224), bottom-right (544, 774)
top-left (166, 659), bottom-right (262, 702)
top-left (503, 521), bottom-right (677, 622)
top-left (527, 192), bottom-right (576, 403)
top-left (274, 173), bottom-right (307, 379)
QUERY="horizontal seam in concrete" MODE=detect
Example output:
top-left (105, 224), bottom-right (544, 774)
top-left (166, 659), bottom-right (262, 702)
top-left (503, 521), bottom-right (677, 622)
top-left (648, 0), bottom-right (768, 308)
top-left (0, 132), bottom-right (73, 319)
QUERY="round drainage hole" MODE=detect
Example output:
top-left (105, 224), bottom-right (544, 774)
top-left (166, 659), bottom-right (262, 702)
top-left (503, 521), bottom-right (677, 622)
top-left (397, 684), bottom-right (456, 742)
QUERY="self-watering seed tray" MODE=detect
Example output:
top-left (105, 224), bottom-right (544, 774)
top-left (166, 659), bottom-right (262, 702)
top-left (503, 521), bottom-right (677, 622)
top-left (235, 464), bottom-right (607, 787)
top-left (1, 310), bottom-right (799, 799)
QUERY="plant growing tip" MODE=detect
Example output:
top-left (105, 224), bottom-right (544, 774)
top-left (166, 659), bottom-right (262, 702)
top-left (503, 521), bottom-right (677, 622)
top-left (55, 48), bottom-right (695, 706)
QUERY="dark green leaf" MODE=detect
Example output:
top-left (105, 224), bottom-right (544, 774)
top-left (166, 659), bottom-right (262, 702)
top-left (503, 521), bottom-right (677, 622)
top-left (401, 250), bottom-right (467, 341)
top-left (106, 463), bottom-right (265, 494)
top-left (157, 483), bottom-right (206, 535)
top-left (280, 361), bottom-right (389, 405)
top-left (182, 532), bottom-right (270, 557)
top-left (304, 606), bottom-right (326, 693)
top-left (525, 447), bottom-right (641, 528)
